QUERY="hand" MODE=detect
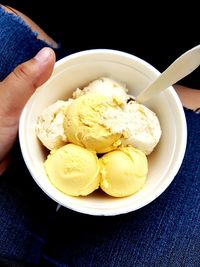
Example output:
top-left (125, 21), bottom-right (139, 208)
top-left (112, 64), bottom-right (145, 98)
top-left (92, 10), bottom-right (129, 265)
top-left (0, 47), bottom-right (55, 174)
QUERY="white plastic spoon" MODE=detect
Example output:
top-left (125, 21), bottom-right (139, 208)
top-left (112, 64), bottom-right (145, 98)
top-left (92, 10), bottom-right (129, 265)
top-left (136, 44), bottom-right (200, 103)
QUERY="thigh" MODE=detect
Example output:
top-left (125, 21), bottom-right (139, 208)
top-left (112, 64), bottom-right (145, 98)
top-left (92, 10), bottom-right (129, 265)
top-left (0, 143), bottom-right (57, 265)
top-left (0, 6), bottom-right (67, 265)
top-left (0, 6), bottom-right (67, 81)
top-left (42, 109), bottom-right (200, 267)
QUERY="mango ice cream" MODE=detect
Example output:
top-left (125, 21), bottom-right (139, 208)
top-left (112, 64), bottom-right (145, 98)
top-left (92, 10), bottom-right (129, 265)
top-left (36, 76), bottom-right (161, 198)
top-left (44, 144), bottom-right (100, 196)
top-left (64, 93), bottom-right (122, 153)
top-left (100, 146), bottom-right (148, 197)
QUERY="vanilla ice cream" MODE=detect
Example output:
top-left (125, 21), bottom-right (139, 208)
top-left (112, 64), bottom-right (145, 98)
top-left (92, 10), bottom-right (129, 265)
top-left (36, 100), bottom-right (72, 150)
top-left (44, 144), bottom-right (100, 196)
top-left (64, 93), bottom-right (122, 153)
top-left (100, 146), bottom-right (148, 197)
top-left (101, 100), bottom-right (161, 155)
top-left (73, 77), bottom-right (128, 104)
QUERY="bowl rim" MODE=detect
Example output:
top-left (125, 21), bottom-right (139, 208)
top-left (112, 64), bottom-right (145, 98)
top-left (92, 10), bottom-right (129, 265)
top-left (19, 49), bottom-right (187, 216)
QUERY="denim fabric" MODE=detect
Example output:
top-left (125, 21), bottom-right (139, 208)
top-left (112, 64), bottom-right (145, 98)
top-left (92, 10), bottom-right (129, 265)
top-left (40, 110), bottom-right (200, 267)
top-left (0, 6), bottom-right (200, 267)
top-left (0, 7), bottom-right (67, 81)
top-left (0, 7), bottom-right (66, 266)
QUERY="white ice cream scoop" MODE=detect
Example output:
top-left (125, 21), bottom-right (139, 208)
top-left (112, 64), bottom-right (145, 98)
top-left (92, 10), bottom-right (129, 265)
top-left (136, 44), bottom-right (200, 103)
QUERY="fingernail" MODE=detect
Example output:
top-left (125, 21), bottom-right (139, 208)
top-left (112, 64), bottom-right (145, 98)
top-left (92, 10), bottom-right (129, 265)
top-left (34, 47), bottom-right (52, 62)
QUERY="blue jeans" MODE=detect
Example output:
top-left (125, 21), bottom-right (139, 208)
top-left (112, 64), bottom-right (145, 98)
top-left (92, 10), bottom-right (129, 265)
top-left (0, 7), bottom-right (199, 267)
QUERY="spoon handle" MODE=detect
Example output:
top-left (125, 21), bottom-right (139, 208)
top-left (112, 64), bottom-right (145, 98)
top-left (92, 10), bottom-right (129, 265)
top-left (136, 44), bottom-right (200, 103)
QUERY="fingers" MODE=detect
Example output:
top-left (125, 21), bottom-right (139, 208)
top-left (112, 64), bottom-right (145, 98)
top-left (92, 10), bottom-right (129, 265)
top-left (0, 47), bottom-right (55, 124)
top-left (0, 47), bottom-right (55, 166)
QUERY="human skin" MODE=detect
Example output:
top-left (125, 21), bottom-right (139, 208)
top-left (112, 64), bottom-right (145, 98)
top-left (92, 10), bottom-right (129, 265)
top-left (174, 85), bottom-right (200, 111)
top-left (0, 5), bottom-right (199, 175)
top-left (0, 5), bottom-right (56, 174)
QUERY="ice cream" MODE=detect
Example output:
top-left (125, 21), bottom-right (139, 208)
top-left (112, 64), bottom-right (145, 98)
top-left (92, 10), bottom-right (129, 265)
top-left (36, 77), bottom-right (161, 155)
top-left (99, 146), bottom-right (148, 197)
top-left (36, 100), bottom-right (72, 150)
top-left (44, 144), bottom-right (100, 196)
top-left (121, 101), bottom-right (161, 154)
top-left (101, 100), bottom-right (162, 155)
top-left (64, 93), bottom-right (122, 153)
top-left (36, 76), bottom-right (161, 198)
top-left (73, 77), bottom-right (128, 104)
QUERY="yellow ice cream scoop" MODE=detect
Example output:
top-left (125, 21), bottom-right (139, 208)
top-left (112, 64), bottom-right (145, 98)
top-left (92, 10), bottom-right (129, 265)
top-left (100, 146), bottom-right (148, 197)
top-left (44, 144), bottom-right (100, 196)
top-left (64, 93), bottom-right (122, 153)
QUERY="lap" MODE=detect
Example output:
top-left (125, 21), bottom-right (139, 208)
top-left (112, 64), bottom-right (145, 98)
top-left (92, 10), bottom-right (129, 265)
top-left (0, 143), bottom-right (57, 265)
top-left (0, 6), bottom-right (199, 267)
top-left (0, 6), bottom-right (65, 265)
top-left (41, 109), bottom-right (200, 267)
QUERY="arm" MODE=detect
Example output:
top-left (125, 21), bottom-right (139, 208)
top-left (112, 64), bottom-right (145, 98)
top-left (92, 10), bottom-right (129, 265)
top-left (174, 84), bottom-right (200, 111)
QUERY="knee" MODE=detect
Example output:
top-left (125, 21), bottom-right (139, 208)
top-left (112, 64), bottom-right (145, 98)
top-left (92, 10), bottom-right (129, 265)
top-left (0, 5), bottom-right (57, 48)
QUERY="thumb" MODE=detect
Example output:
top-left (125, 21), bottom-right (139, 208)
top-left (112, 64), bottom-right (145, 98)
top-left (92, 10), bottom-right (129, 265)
top-left (0, 47), bottom-right (55, 121)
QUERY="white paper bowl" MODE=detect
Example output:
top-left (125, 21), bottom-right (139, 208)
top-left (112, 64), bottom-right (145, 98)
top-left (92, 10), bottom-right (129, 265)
top-left (19, 49), bottom-right (187, 216)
